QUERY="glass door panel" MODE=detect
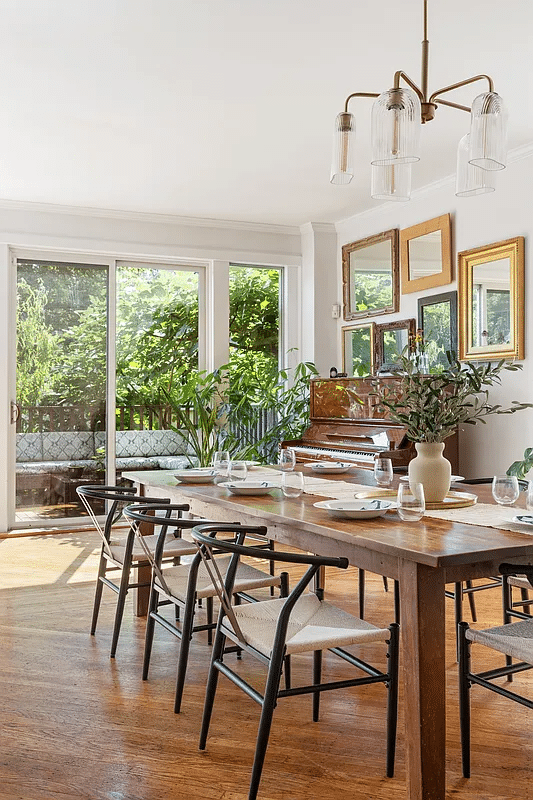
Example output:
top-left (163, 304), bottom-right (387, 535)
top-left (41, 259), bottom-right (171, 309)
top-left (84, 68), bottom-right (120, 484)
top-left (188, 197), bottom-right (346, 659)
top-left (16, 259), bottom-right (108, 524)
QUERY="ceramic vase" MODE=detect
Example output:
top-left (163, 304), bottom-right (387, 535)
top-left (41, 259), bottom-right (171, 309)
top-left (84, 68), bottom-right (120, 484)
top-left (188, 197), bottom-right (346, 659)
top-left (408, 442), bottom-right (451, 503)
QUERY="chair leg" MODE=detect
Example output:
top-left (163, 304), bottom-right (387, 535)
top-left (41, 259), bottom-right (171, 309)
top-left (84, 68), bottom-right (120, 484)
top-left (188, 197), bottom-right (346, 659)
top-left (110, 558), bottom-right (132, 658)
top-left (248, 651), bottom-right (285, 800)
top-left (502, 576), bottom-right (513, 679)
top-left (385, 623), bottom-right (399, 777)
top-left (393, 580), bottom-right (400, 625)
top-left (520, 587), bottom-right (532, 613)
top-left (312, 650), bottom-right (322, 722)
top-left (280, 572), bottom-right (291, 688)
top-left (174, 598), bottom-right (196, 714)
top-left (465, 580), bottom-right (477, 622)
top-left (458, 621), bottom-right (471, 779)
top-left (269, 539), bottom-right (276, 596)
top-left (358, 568), bottom-right (365, 619)
top-left (142, 588), bottom-right (160, 680)
top-left (206, 597), bottom-right (214, 646)
top-left (199, 630), bottom-right (226, 750)
top-left (90, 552), bottom-right (107, 635)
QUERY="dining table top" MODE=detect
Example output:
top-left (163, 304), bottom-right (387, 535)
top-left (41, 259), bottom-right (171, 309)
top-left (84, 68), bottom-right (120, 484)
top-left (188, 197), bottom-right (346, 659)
top-left (121, 466), bottom-right (533, 575)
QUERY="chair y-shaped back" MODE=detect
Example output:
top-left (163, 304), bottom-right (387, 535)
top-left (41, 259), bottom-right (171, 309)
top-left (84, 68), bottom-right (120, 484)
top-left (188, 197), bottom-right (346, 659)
top-left (191, 523), bottom-right (399, 800)
top-left (123, 504), bottom-right (289, 714)
top-left (77, 485), bottom-right (192, 657)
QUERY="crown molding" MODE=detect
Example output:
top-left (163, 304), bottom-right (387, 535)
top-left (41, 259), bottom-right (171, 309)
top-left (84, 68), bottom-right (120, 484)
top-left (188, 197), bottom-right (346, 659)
top-left (336, 141), bottom-right (533, 229)
top-left (0, 199), bottom-right (301, 236)
top-left (299, 221), bottom-right (336, 234)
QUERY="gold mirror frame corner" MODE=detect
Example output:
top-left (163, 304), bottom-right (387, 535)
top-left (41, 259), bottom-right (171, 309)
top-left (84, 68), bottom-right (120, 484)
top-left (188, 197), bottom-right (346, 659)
top-left (341, 228), bottom-right (400, 321)
top-left (458, 236), bottom-right (525, 362)
top-left (400, 213), bottom-right (453, 295)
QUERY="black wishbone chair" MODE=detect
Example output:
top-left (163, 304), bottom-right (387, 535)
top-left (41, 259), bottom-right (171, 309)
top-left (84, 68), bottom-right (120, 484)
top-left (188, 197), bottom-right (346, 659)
top-left (458, 562), bottom-right (533, 778)
top-left (123, 505), bottom-right (289, 714)
top-left (77, 485), bottom-right (192, 657)
top-left (192, 523), bottom-right (399, 800)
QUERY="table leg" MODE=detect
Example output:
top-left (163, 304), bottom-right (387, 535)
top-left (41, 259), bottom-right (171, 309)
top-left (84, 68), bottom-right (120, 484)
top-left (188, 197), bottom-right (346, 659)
top-left (134, 563), bottom-right (151, 617)
top-left (399, 560), bottom-right (446, 800)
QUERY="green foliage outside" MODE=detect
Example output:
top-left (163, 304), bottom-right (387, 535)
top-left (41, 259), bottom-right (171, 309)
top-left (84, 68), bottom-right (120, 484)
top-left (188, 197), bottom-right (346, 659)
top-left (16, 262), bottom-right (316, 461)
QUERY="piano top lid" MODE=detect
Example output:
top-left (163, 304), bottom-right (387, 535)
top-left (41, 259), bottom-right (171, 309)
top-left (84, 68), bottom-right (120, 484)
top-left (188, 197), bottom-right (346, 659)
top-left (310, 376), bottom-right (401, 424)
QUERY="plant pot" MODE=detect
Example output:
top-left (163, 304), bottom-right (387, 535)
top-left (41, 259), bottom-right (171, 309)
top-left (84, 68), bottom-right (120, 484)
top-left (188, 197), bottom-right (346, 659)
top-left (408, 442), bottom-right (451, 504)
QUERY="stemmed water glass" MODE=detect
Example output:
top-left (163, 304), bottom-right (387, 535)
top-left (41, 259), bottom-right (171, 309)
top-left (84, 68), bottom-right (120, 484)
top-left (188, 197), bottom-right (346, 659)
top-left (492, 475), bottom-right (520, 505)
top-left (527, 480), bottom-right (533, 512)
top-left (279, 448), bottom-right (296, 471)
top-left (374, 458), bottom-right (393, 487)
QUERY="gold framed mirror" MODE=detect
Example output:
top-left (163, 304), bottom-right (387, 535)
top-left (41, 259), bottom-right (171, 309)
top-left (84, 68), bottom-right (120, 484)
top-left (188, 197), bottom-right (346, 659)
top-left (341, 323), bottom-right (374, 376)
top-left (374, 318), bottom-right (416, 373)
top-left (458, 236), bottom-right (524, 361)
top-left (342, 229), bottom-right (399, 320)
top-left (400, 214), bottom-right (452, 294)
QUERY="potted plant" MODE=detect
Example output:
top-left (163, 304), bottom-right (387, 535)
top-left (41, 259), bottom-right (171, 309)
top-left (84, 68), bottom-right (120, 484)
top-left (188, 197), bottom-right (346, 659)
top-left (375, 352), bottom-right (532, 503)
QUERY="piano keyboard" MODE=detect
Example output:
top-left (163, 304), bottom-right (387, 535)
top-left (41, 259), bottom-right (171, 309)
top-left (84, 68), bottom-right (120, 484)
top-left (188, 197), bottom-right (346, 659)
top-left (290, 446), bottom-right (376, 463)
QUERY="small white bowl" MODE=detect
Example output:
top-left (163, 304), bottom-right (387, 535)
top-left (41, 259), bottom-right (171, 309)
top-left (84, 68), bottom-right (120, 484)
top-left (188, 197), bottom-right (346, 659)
top-left (313, 499), bottom-right (395, 519)
top-left (220, 481), bottom-right (277, 496)
top-left (174, 469), bottom-right (217, 484)
top-left (310, 462), bottom-right (354, 474)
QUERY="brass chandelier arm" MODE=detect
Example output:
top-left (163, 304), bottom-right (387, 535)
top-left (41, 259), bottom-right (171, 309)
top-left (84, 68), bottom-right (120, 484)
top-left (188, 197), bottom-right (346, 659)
top-left (434, 98), bottom-right (471, 114)
top-left (429, 74), bottom-right (495, 106)
top-left (393, 70), bottom-right (424, 101)
top-left (343, 92), bottom-right (380, 113)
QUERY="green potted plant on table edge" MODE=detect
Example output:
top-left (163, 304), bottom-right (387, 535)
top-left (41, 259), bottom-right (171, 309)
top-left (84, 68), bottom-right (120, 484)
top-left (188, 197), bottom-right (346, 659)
top-left (375, 353), bottom-right (532, 503)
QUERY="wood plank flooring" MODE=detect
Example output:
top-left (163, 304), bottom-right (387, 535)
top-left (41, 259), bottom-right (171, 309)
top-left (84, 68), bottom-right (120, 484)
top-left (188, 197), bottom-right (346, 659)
top-left (0, 531), bottom-right (531, 800)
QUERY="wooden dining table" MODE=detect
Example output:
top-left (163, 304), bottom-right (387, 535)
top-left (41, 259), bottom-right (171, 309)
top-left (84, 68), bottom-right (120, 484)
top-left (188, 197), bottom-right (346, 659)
top-left (122, 467), bottom-right (533, 800)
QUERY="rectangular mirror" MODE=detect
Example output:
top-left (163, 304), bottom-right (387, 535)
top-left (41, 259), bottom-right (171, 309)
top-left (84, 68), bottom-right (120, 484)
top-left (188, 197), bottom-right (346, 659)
top-left (342, 323), bottom-right (374, 376)
top-left (458, 237), bottom-right (524, 361)
top-left (400, 214), bottom-right (452, 294)
top-left (342, 229), bottom-right (399, 320)
top-left (374, 318), bottom-right (416, 373)
top-left (417, 290), bottom-right (458, 372)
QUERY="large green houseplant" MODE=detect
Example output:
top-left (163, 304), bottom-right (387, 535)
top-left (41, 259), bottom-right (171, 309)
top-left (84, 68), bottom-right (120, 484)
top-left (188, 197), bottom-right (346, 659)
top-left (376, 353), bottom-right (532, 502)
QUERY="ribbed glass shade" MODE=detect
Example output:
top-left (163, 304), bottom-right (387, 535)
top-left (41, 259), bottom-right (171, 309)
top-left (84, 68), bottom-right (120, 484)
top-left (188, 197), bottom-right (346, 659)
top-left (371, 163), bottom-right (411, 201)
top-left (371, 88), bottom-right (421, 166)
top-left (330, 112), bottom-right (355, 185)
top-left (456, 134), bottom-right (496, 197)
top-left (469, 92), bottom-right (507, 171)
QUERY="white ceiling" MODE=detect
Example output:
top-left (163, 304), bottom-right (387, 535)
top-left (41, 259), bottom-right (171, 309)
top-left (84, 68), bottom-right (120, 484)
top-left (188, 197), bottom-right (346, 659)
top-left (0, 0), bottom-right (531, 227)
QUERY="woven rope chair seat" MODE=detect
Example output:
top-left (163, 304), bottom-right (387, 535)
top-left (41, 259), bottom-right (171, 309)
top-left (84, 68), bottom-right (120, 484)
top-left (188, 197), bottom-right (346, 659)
top-left (108, 532), bottom-right (197, 563)
top-left (507, 574), bottom-right (532, 591)
top-left (467, 618), bottom-right (533, 662)
top-left (221, 592), bottom-right (390, 656)
top-left (156, 556), bottom-right (282, 602)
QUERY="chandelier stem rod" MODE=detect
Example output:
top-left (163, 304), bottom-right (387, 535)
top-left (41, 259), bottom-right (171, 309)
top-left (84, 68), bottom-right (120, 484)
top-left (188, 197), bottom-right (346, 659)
top-left (421, 0), bottom-right (429, 100)
top-left (343, 91), bottom-right (379, 113)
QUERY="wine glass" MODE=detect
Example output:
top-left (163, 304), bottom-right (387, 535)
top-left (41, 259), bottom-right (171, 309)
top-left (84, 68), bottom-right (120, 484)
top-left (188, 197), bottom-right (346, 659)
top-left (213, 450), bottom-right (230, 481)
top-left (281, 470), bottom-right (304, 498)
top-left (492, 475), bottom-right (520, 505)
top-left (374, 458), bottom-right (393, 487)
top-left (228, 460), bottom-right (248, 482)
top-left (397, 482), bottom-right (425, 521)
top-left (279, 448), bottom-right (296, 472)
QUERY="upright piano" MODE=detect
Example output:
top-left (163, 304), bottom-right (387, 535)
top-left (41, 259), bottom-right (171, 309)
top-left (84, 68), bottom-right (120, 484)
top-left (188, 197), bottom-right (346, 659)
top-left (281, 377), bottom-right (458, 472)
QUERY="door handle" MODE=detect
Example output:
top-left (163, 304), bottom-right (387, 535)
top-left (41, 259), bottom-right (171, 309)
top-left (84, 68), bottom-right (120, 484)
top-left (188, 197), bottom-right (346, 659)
top-left (10, 401), bottom-right (20, 425)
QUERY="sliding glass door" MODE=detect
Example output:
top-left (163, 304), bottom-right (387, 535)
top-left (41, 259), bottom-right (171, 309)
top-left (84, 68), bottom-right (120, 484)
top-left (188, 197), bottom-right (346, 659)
top-left (15, 257), bottom-right (200, 527)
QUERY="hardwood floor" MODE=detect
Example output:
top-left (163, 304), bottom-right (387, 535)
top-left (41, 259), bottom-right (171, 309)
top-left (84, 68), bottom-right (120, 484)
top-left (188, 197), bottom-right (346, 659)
top-left (0, 530), bottom-right (531, 800)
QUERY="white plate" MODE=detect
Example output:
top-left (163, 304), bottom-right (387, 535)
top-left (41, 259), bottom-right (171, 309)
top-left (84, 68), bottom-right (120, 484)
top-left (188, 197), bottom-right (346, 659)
top-left (174, 469), bottom-right (217, 484)
top-left (313, 499), bottom-right (395, 519)
top-left (310, 462), bottom-right (354, 474)
top-left (220, 481), bottom-right (278, 496)
top-left (400, 475), bottom-right (465, 483)
top-left (513, 515), bottom-right (533, 526)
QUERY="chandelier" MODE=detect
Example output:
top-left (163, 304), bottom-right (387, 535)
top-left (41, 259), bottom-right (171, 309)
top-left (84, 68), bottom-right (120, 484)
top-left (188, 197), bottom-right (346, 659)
top-left (330, 0), bottom-right (507, 200)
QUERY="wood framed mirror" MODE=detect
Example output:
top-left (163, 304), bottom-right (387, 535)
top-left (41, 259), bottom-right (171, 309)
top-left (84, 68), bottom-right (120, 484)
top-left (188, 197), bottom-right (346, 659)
top-left (400, 214), bottom-right (452, 294)
top-left (342, 229), bottom-right (399, 320)
top-left (417, 290), bottom-right (458, 372)
top-left (341, 323), bottom-right (374, 376)
top-left (374, 318), bottom-right (416, 373)
top-left (458, 237), bottom-right (524, 361)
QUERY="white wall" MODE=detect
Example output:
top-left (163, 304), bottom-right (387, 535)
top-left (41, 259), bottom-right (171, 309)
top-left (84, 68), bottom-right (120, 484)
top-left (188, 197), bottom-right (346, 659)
top-left (335, 147), bottom-right (533, 478)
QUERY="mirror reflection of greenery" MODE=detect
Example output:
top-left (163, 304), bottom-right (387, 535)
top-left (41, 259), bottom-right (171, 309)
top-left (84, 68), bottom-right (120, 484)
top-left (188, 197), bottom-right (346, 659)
top-left (346, 327), bottom-right (372, 377)
top-left (421, 303), bottom-right (452, 372)
top-left (352, 272), bottom-right (392, 313)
